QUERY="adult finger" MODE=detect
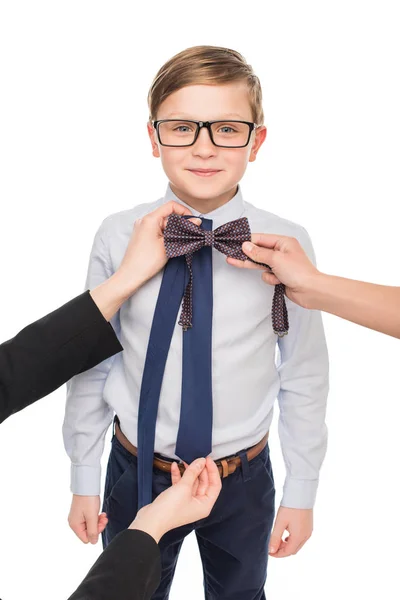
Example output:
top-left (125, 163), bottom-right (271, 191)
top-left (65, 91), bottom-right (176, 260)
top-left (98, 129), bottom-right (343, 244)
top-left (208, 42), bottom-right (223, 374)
top-left (204, 458), bottom-right (222, 502)
top-left (171, 462), bottom-right (182, 485)
top-left (161, 216), bottom-right (202, 231)
top-left (250, 233), bottom-right (284, 248)
top-left (196, 462), bottom-right (210, 497)
top-left (189, 217), bottom-right (202, 226)
top-left (155, 200), bottom-right (195, 219)
top-left (262, 272), bottom-right (282, 286)
top-left (171, 461), bottom-right (200, 494)
top-left (181, 460), bottom-right (201, 495)
top-left (242, 242), bottom-right (276, 267)
top-left (180, 457), bottom-right (206, 488)
top-left (226, 256), bottom-right (265, 270)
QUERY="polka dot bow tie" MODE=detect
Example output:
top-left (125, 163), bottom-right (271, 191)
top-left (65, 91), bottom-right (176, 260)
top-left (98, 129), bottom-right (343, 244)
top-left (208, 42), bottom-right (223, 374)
top-left (164, 214), bottom-right (289, 337)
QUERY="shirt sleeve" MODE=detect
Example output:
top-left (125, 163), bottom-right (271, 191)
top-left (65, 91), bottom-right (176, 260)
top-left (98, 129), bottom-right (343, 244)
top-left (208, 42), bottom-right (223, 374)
top-left (277, 228), bottom-right (329, 509)
top-left (67, 529), bottom-right (162, 600)
top-left (63, 222), bottom-right (120, 495)
top-left (0, 290), bottom-right (122, 425)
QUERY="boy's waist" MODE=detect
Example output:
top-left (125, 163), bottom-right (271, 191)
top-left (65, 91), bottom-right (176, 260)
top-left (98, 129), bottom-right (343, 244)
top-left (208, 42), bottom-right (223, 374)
top-left (114, 416), bottom-right (269, 479)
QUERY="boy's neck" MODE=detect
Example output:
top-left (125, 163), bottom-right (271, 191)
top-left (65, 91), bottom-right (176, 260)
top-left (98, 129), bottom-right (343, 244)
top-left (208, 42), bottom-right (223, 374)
top-left (170, 183), bottom-right (238, 215)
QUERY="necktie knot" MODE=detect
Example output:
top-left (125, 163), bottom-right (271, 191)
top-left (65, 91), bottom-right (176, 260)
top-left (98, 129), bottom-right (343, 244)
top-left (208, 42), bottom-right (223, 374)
top-left (203, 230), bottom-right (214, 247)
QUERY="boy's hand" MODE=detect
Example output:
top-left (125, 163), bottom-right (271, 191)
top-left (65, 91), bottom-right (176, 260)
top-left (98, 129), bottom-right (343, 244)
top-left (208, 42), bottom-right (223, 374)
top-left (268, 506), bottom-right (313, 558)
top-left (68, 495), bottom-right (108, 545)
top-left (116, 201), bottom-right (201, 295)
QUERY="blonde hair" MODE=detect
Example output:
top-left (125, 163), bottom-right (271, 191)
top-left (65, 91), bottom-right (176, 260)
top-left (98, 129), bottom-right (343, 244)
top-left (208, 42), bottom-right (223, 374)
top-left (147, 45), bottom-right (264, 125)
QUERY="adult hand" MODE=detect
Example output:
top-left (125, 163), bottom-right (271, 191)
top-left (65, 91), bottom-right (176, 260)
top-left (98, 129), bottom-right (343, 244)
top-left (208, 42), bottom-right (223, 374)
top-left (116, 201), bottom-right (201, 294)
top-left (129, 457), bottom-right (222, 542)
top-left (226, 234), bottom-right (320, 308)
top-left (90, 202), bottom-right (200, 320)
top-left (268, 506), bottom-right (313, 558)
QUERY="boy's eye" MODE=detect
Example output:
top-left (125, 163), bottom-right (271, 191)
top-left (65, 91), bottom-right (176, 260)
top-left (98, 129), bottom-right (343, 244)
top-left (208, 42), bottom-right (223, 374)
top-left (170, 122), bottom-right (195, 133)
top-left (215, 124), bottom-right (238, 134)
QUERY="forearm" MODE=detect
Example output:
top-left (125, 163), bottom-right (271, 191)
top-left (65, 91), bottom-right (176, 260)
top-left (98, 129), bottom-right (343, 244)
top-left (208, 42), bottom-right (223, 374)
top-left (278, 394), bottom-right (328, 509)
top-left (278, 304), bottom-right (329, 509)
top-left (64, 374), bottom-right (113, 495)
top-left (128, 506), bottom-right (166, 544)
top-left (68, 529), bottom-right (161, 600)
top-left (90, 269), bottom-right (144, 322)
top-left (304, 274), bottom-right (400, 338)
top-left (0, 292), bottom-right (122, 424)
top-left (63, 344), bottom-right (117, 495)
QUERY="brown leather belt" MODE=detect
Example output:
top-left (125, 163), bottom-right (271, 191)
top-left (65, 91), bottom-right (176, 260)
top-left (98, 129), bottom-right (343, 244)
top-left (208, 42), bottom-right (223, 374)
top-left (115, 421), bottom-right (269, 479)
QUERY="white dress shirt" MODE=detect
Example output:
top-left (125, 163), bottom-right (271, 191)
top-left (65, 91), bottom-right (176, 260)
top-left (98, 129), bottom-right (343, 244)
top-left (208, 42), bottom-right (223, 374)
top-left (63, 184), bottom-right (329, 509)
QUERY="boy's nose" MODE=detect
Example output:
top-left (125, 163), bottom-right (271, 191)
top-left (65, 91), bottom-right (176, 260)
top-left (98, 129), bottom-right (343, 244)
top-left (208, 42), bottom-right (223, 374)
top-left (192, 127), bottom-right (217, 157)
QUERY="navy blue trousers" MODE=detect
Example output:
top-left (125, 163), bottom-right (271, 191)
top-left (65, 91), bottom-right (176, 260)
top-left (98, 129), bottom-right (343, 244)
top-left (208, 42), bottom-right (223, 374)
top-left (102, 434), bottom-right (275, 600)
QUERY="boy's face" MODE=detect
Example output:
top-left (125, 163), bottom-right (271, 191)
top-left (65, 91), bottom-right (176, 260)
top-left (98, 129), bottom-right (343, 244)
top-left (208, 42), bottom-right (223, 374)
top-left (147, 82), bottom-right (266, 207)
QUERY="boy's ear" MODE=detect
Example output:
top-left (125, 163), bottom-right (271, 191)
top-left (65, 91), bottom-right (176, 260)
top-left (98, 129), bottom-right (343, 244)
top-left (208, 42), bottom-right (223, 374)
top-left (147, 121), bottom-right (161, 158)
top-left (249, 126), bottom-right (267, 162)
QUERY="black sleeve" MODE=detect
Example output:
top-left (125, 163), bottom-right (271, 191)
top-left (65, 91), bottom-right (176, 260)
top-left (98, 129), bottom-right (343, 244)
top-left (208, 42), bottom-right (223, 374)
top-left (67, 529), bottom-right (162, 600)
top-left (0, 290), bottom-right (123, 424)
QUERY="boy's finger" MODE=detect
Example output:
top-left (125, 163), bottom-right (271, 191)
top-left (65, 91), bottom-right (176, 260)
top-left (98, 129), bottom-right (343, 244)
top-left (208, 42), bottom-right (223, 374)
top-left (72, 521), bottom-right (89, 544)
top-left (98, 513), bottom-right (108, 534)
top-left (98, 521), bottom-right (107, 534)
top-left (273, 535), bottom-right (298, 558)
top-left (86, 515), bottom-right (99, 544)
top-left (268, 523), bottom-right (286, 555)
top-left (270, 540), bottom-right (287, 558)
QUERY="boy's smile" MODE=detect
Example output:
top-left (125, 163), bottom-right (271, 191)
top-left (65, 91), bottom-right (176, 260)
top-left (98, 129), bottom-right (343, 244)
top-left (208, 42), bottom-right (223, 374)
top-left (148, 82), bottom-right (266, 214)
top-left (188, 168), bottom-right (222, 178)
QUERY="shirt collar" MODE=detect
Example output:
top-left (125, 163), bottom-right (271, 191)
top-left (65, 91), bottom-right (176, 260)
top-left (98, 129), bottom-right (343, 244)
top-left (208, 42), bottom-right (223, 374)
top-left (162, 183), bottom-right (245, 228)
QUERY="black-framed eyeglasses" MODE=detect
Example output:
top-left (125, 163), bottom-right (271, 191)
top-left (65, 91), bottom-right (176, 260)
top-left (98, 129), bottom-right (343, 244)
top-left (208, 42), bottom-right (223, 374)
top-left (152, 119), bottom-right (261, 148)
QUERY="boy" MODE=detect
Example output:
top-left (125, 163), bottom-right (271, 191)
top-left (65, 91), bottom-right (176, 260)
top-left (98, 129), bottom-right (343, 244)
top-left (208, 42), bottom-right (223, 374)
top-left (64, 45), bottom-right (329, 599)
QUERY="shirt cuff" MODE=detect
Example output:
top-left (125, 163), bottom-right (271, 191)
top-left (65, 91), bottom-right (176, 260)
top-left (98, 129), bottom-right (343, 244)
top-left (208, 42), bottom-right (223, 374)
top-left (71, 464), bottom-right (101, 496)
top-left (280, 477), bottom-right (319, 509)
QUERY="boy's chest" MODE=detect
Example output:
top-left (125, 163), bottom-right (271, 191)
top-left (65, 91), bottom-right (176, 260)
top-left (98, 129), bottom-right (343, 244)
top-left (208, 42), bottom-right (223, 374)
top-left (121, 249), bottom-right (274, 341)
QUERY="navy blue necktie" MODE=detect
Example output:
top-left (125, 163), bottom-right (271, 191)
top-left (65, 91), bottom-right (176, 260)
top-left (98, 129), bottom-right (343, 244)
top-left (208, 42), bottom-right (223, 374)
top-left (175, 217), bottom-right (213, 463)
top-left (137, 217), bottom-right (213, 509)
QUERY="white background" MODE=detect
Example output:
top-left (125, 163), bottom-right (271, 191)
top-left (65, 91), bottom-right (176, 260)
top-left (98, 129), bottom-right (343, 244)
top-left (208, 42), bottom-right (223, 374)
top-left (0, 1), bottom-right (399, 598)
